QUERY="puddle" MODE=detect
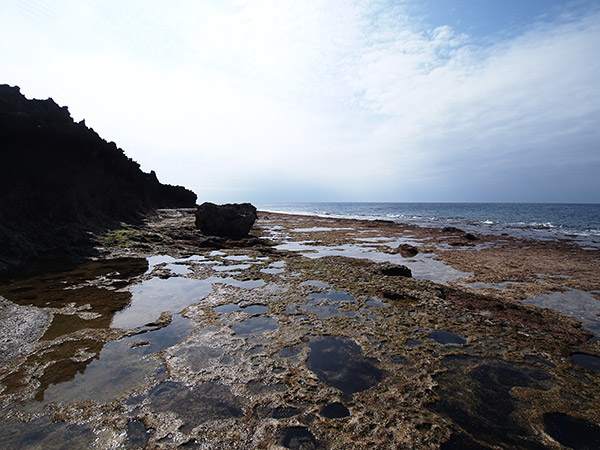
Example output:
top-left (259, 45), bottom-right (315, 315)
top-left (306, 336), bottom-right (383, 394)
top-left (231, 316), bottom-right (279, 336)
top-left (571, 353), bottom-right (600, 372)
top-left (0, 415), bottom-right (96, 449)
top-left (289, 290), bottom-right (358, 319)
top-left (299, 280), bottom-right (331, 289)
top-left (365, 299), bottom-right (390, 307)
top-left (428, 356), bottom-right (554, 449)
top-left (1, 338), bottom-right (105, 401)
top-left (291, 227), bottom-right (353, 232)
top-left (112, 277), bottom-right (212, 328)
top-left (242, 305), bottom-right (269, 315)
top-left (321, 402), bottom-right (350, 419)
top-left (296, 299), bottom-right (343, 319)
top-left (213, 303), bottom-right (241, 314)
top-left (172, 338), bottom-right (225, 372)
top-left (279, 426), bottom-right (318, 449)
top-left (224, 255), bottom-right (251, 261)
top-left (275, 241), bottom-right (471, 284)
top-left (261, 268), bottom-right (285, 274)
top-left (354, 236), bottom-right (398, 243)
top-left (522, 290), bottom-right (600, 337)
top-left (165, 263), bottom-right (192, 275)
top-left (148, 380), bottom-right (244, 433)
top-left (247, 346), bottom-right (264, 355)
top-left (214, 264), bottom-right (252, 272)
top-left (41, 313), bottom-right (109, 341)
top-left (261, 261), bottom-right (286, 274)
top-left (125, 419), bottom-right (151, 449)
top-left (146, 255), bottom-right (206, 273)
top-left (460, 281), bottom-right (520, 290)
top-left (42, 316), bottom-right (194, 404)
top-left (307, 291), bottom-right (355, 302)
top-left (146, 255), bottom-right (175, 272)
top-left (113, 276), bottom-right (264, 329)
top-left (430, 330), bottom-right (467, 345)
top-left (280, 346), bottom-right (302, 358)
top-left (543, 413), bottom-right (600, 449)
top-left (0, 259), bottom-right (148, 330)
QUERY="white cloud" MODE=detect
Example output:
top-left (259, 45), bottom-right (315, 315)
top-left (1, 0), bottom-right (599, 202)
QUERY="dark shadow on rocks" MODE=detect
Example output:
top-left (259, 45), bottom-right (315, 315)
top-left (0, 84), bottom-right (196, 271)
top-left (428, 355), bottom-right (554, 450)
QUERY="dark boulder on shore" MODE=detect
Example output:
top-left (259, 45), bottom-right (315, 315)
top-left (380, 264), bottom-right (413, 278)
top-left (0, 84), bottom-right (197, 270)
top-left (195, 202), bottom-right (257, 239)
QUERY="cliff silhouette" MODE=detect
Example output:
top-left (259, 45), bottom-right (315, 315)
top-left (0, 85), bottom-right (197, 269)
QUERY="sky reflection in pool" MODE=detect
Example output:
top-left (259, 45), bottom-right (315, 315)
top-left (523, 290), bottom-right (600, 337)
top-left (231, 316), bottom-right (279, 335)
top-left (112, 276), bottom-right (265, 329)
top-left (42, 315), bottom-right (194, 404)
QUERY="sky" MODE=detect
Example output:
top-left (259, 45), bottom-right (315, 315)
top-left (1, 0), bottom-right (599, 203)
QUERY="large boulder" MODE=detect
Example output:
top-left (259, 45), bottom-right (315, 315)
top-left (195, 202), bottom-right (257, 239)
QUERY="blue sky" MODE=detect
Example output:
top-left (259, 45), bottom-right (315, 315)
top-left (1, 0), bottom-right (599, 203)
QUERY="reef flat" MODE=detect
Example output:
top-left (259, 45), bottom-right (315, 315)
top-left (1, 209), bottom-right (599, 449)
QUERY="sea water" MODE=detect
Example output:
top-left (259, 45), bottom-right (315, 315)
top-left (256, 202), bottom-right (600, 248)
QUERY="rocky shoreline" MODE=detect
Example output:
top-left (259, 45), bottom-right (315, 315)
top-left (1, 209), bottom-right (599, 449)
top-left (0, 85), bottom-right (196, 271)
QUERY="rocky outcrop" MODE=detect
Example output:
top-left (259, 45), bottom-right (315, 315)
top-left (195, 203), bottom-right (257, 239)
top-left (0, 85), bottom-right (197, 269)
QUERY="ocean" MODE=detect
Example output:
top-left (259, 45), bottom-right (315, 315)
top-left (256, 202), bottom-right (600, 248)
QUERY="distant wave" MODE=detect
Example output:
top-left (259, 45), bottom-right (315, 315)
top-left (256, 202), bottom-right (600, 248)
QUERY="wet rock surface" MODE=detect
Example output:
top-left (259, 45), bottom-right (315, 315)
top-left (0, 209), bottom-right (598, 448)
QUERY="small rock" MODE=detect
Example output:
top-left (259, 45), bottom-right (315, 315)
top-left (380, 265), bottom-right (412, 277)
top-left (394, 244), bottom-right (419, 257)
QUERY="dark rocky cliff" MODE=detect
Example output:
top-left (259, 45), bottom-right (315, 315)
top-left (0, 84), bottom-right (197, 269)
